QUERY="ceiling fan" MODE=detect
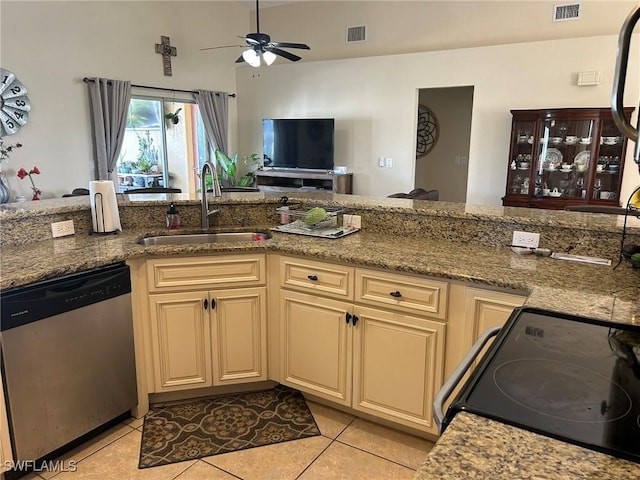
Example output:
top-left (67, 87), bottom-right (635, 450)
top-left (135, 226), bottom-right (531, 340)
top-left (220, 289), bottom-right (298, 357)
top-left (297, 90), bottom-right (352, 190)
top-left (201, 0), bottom-right (310, 67)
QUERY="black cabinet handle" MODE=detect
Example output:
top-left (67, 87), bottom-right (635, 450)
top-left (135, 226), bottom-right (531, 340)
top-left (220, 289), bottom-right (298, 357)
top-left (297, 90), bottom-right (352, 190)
top-left (307, 275), bottom-right (318, 281)
top-left (346, 312), bottom-right (352, 324)
top-left (352, 315), bottom-right (359, 326)
top-left (203, 298), bottom-right (208, 310)
top-left (211, 298), bottom-right (216, 310)
top-left (390, 291), bottom-right (402, 298)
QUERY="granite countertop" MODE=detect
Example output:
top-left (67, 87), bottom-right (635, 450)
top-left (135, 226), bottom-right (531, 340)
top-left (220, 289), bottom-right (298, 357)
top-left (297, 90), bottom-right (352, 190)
top-left (414, 412), bottom-right (640, 479)
top-left (1, 223), bottom-right (638, 324)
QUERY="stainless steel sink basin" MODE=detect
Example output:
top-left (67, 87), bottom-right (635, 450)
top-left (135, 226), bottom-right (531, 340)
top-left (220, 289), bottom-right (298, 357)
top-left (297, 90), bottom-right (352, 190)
top-left (138, 232), bottom-right (270, 246)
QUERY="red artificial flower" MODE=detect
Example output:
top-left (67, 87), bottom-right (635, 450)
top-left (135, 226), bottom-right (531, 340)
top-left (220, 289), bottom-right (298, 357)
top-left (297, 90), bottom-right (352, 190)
top-left (30, 166), bottom-right (40, 175)
top-left (17, 167), bottom-right (28, 180)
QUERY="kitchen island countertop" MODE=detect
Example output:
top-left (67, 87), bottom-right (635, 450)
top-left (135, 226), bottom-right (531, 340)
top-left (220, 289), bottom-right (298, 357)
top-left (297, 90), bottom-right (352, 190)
top-left (414, 412), bottom-right (640, 479)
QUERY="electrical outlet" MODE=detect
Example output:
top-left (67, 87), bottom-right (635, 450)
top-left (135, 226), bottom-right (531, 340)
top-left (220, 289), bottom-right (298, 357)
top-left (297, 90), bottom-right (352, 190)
top-left (512, 230), bottom-right (540, 248)
top-left (343, 214), bottom-right (361, 229)
top-left (378, 157), bottom-right (385, 167)
top-left (385, 157), bottom-right (393, 168)
top-left (51, 220), bottom-right (75, 238)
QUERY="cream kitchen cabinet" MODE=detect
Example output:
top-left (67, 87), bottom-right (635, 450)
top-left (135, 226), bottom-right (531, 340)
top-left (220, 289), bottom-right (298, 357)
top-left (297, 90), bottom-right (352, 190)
top-left (149, 291), bottom-right (211, 391)
top-left (277, 255), bottom-right (447, 434)
top-left (444, 284), bottom-right (527, 409)
top-left (280, 289), bottom-right (353, 406)
top-left (144, 255), bottom-right (267, 393)
top-left (351, 305), bottom-right (445, 432)
top-left (463, 286), bottom-right (526, 369)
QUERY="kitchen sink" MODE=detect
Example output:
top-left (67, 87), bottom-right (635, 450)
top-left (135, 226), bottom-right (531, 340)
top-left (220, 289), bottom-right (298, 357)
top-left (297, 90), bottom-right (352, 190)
top-left (137, 232), bottom-right (271, 246)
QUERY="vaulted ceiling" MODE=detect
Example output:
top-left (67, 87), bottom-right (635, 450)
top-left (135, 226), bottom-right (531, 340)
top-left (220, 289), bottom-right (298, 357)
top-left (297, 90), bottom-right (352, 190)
top-left (233, 1), bottom-right (638, 63)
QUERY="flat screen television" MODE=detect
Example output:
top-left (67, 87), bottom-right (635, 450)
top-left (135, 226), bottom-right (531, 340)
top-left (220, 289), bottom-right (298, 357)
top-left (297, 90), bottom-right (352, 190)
top-left (263, 118), bottom-right (334, 170)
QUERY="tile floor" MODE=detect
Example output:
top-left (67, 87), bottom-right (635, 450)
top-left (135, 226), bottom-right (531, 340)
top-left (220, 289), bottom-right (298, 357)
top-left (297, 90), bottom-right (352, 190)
top-left (17, 401), bottom-right (434, 480)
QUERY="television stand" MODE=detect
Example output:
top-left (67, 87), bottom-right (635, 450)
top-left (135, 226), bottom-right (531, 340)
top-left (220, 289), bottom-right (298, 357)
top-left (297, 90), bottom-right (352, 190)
top-left (255, 169), bottom-right (353, 194)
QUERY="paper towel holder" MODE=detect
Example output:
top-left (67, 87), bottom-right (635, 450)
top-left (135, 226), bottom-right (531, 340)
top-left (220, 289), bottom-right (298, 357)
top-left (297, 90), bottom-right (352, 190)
top-left (89, 191), bottom-right (119, 235)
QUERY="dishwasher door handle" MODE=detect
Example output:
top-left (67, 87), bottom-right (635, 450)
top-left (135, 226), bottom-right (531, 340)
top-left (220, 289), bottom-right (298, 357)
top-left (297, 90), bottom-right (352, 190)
top-left (433, 325), bottom-right (502, 432)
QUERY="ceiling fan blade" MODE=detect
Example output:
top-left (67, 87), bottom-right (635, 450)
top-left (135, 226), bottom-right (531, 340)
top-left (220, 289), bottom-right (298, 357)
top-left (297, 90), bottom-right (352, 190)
top-left (200, 45), bottom-right (244, 51)
top-left (270, 42), bottom-right (310, 50)
top-left (269, 47), bottom-right (302, 62)
top-left (235, 55), bottom-right (245, 64)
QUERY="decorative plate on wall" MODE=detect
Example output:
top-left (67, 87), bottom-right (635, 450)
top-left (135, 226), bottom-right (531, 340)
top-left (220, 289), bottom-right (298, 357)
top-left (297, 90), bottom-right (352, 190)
top-left (0, 68), bottom-right (30, 136)
top-left (416, 104), bottom-right (439, 158)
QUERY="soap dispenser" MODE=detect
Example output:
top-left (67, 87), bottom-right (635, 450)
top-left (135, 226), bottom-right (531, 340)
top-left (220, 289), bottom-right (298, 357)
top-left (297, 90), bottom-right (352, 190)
top-left (166, 202), bottom-right (180, 229)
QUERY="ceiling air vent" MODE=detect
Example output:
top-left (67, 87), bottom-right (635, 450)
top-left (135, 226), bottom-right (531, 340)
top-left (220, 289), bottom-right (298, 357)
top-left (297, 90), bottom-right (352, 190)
top-left (346, 25), bottom-right (367, 43)
top-left (553, 3), bottom-right (581, 22)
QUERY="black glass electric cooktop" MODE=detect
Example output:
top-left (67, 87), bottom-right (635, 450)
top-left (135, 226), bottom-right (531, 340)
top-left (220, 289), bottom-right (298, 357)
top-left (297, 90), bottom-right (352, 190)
top-left (445, 307), bottom-right (640, 463)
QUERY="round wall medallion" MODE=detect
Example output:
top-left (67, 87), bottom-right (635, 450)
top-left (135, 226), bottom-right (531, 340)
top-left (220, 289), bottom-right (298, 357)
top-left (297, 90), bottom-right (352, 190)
top-left (416, 105), bottom-right (438, 158)
top-left (0, 68), bottom-right (31, 137)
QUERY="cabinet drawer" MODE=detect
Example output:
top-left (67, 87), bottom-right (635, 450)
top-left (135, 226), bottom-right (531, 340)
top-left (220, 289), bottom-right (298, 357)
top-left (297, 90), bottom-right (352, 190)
top-left (147, 255), bottom-right (265, 292)
top-left (280, 256), bottom-right (354, 300)
top-left (355, 268), bottom-right (448, 319)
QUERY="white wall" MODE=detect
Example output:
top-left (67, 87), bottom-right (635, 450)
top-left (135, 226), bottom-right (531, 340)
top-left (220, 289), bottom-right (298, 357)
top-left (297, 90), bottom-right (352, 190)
top-left (0, 1), bottom-right (247, 199)
top-left (236, 34), bottom-right (640, 205)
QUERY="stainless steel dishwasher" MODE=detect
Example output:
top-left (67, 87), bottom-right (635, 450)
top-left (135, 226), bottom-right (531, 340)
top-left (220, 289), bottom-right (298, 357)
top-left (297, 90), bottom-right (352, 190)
top-left (0, 262), bottom-right (137, 463)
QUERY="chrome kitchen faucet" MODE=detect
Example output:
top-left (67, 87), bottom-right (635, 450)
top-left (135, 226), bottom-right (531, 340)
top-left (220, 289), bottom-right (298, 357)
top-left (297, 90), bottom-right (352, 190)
top-left (200, 161), bottom-right (221, 229)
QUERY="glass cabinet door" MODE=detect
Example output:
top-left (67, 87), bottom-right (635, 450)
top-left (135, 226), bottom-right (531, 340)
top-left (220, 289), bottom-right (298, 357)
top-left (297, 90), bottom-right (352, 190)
top-left (592, 118), bottom-right (625, 202)
top-left (535, 118), bottom-right (594, 200)
top-left (507, 120), bottom-right (536, 196)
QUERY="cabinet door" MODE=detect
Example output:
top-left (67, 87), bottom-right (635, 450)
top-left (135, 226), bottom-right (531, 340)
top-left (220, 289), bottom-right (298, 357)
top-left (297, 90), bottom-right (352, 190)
top-left (464, 288), bottom-right (526, 369)
top-left (210, 287), bottom-right (267, 385)
top-left (352, 306), bottom-right (445, 434)
top-left (280, 290), bottom-right (352, 406)
top-left (149, 291), bottom-right (212, 392)
top-left (505, 116), bottom-right (537, 200)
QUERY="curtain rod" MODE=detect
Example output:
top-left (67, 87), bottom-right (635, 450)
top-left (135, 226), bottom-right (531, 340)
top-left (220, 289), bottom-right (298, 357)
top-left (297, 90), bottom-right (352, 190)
top-left (82, 77), bottom-right (236, 97)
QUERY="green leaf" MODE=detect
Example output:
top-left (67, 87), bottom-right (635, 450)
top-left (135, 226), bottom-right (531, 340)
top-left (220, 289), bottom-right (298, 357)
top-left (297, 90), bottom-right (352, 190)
top-left (238, 173), bottom-right (255, 187)
top-left (214, 149), bottom-right (233, 174)
top-left (164, 108), bottom-right (182, 120)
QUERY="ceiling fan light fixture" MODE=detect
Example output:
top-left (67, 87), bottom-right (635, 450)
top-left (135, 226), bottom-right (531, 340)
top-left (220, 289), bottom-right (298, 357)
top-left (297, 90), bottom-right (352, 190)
top-left (263, 50), bottom-right (277, 65)
top-left (242, 48), bottom-right (261, 67)
top-left (203, 0), bottom-right (309, 66)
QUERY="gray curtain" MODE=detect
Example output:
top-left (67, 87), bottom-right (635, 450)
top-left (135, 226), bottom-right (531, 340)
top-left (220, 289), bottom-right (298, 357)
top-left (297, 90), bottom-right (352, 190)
top-left (194, 90), bottom-right (229, 155)
top-left (87, 78), bottom-right (131, 181)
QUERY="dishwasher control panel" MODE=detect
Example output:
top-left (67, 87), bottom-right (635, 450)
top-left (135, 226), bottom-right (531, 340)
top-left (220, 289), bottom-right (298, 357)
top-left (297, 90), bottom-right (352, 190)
top-left (1, 263), bottom-right (131, 330)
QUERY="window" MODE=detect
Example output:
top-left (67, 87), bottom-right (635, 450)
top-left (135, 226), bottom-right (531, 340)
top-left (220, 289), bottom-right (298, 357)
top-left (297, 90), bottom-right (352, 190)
top-left (116, 96), bottom-right (210, 194)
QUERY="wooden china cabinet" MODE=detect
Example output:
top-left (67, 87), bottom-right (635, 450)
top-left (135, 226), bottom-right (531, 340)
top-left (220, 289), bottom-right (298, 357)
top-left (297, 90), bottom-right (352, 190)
top-left (502, 107), bottom-right (634, 210)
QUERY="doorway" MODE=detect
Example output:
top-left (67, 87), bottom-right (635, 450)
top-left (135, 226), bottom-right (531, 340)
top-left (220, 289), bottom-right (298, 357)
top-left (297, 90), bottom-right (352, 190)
top-left (415, 86), bottom-right (473, 203)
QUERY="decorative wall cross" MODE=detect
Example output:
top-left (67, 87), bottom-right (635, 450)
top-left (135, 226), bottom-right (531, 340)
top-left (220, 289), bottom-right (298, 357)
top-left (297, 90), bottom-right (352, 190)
top-left (154, 36), bottom-right (177, 76)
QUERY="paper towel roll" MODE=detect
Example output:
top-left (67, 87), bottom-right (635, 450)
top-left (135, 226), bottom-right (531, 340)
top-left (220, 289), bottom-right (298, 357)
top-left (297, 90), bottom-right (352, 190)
top-left (89, 181), bottom-right (122, 233)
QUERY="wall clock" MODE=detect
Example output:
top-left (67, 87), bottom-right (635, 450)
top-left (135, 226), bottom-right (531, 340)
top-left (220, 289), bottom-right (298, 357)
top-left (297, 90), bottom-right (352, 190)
top-left (0, 68), bottom-right (31, 137)
top-left (416, 104), bottom-right (438, 158)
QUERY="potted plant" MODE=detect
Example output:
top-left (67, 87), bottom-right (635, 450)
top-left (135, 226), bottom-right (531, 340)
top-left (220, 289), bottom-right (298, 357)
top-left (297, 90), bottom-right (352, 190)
top-left (164, 108), bottom-right (182, 125)
top-left (214, 150), bottom-right (261, 190)
top-left (135, 132), bottom-right (159, 173)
